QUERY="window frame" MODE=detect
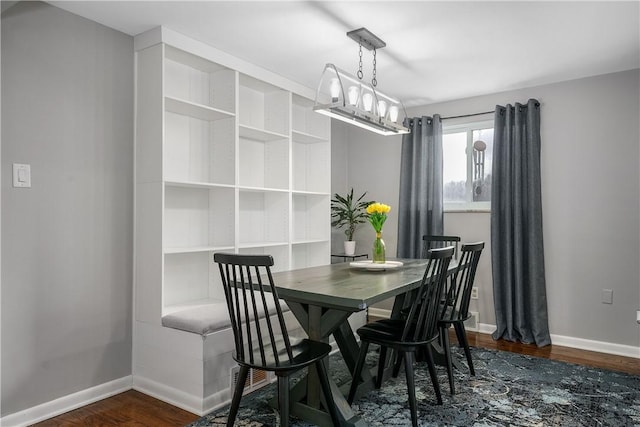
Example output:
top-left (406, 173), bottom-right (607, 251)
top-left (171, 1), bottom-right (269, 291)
top-left (442, 119), bottom-right (493, 213)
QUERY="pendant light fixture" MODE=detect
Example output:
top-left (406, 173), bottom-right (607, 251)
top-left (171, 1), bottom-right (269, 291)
top-left (313, 27), bottom-right (410, 136)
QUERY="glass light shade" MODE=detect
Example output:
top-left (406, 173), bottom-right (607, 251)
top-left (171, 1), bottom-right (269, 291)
top-left (329, 78), bottom-right (341, 102)
top-left (389, 105), bottom-right (399, 122)
top-left (378, 100), bottom-right (387, 119)
top-left (362, 93), bottom-right (373, 112)
top-left (347, 86), bottom-right (360, 106)
top-left (313, 64), bottom-right (410, 136)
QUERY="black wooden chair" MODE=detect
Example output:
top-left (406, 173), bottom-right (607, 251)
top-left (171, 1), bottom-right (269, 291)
top-left (422, 235), bottom-right (461, 259)
top-left (214, 253), bottom-right (340, 427)
top-left (438, 242), bottom-right (484, 395)
top-left (347, 247), bottom-right (455, 427)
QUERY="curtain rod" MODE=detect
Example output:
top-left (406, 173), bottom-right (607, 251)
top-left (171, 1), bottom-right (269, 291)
top-left (440, 110), bottom-right (495, 120)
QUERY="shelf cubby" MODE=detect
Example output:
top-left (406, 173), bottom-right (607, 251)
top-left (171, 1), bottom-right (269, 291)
top-left (292, 241), bottom-right (331, 270)
top-left (164, 111), bottom-right (235, 185)
top-left (292, 94), bottom-right (330, 139)
top-left (292, 136), bottom-right (330, 193)
top-left (164, 45), bottom-right (236, 114)
top-left (163, 251), bottom-right (223, 309)
top-left (239, 74), bottom-right (289, 136)
top-left (238, 190), bottom-right (289, 246)
top-left (292, 193), bottom-right (330, 242)
top-left (239, 133), bottom-right (289, 190)
top-left (164, 185), bottom-right (235, 251)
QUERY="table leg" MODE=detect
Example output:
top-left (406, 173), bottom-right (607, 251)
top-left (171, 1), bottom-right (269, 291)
top-left (307, 305), bottom-right (322, 408)
top-left (284, 302), bottom-right (366, 427)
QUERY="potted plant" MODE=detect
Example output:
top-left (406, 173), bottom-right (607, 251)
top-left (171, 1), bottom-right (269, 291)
top-left (331, 188), bottom-right (371, 256)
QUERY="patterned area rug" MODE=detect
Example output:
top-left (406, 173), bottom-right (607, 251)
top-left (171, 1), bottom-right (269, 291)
top-left (188, 346), bottom-right (640, 426)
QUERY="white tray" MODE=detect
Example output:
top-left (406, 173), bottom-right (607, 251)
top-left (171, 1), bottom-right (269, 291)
top-left (349, 260), bottom-right (404, 271)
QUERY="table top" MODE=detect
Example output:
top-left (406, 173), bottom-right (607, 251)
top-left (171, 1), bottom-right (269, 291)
top-left (271, 258), bottom-right (440, 312)
top-left (331, 253), bottom-right (368, 257)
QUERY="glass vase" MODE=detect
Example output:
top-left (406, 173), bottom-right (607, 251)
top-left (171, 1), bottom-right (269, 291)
top-left (373, 232), bottom-right (386, 263)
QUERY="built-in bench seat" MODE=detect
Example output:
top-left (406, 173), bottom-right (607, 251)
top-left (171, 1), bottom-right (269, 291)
top-left (136, 293), bottom-right (361, 415)
top-left (133, 294), bottom-right (299, 415)
top-left (161, 293), bottom-right (290, 336)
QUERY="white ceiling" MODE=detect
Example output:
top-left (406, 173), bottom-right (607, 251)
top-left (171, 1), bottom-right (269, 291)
top-left (47, 1), bottom-right (640, 107)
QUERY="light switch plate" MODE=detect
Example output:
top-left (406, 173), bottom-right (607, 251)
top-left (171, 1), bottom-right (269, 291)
top-left (13, 163), bottom-right (31, 188)
top-left (601, 289), bottom-right (613, 304)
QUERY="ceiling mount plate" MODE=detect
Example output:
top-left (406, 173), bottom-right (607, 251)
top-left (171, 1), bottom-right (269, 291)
top-left (347, 27), bottom-right (386, 51)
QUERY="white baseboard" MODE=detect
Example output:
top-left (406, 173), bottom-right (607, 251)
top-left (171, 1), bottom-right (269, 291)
top-left (368, 308), bottom-right (640, 359)
top-left (132, 375), bottom-right (204, 416)
top-left (550, 333), bottom-right (640, 359)
top-left (0, 376), bottom-right (132, 427)
top-left (132, 374), bottom-right (233, 417)
top-left (478, 322), bottom-right (495, 335)
top-left (475, 323), bottom-right (640, 359)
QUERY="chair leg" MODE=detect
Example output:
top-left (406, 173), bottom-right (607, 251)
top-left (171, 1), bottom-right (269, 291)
top-left (277, 375), bottom-right (290, 427)
top-left (424, 345), bottom-right (443, 405)
top-left (454, 322), bottom-right (475, 376)
top-left (316, 360), bottom-right (342, 427)
top-left (441, 325), bottom-right (455, 394)
top-left (392, 351), bottom-right (402, 378)
top-left (347, 340), bottom-right (370, 404)
top-left (227, 365), bottom-right (248, 427)
top-left (376, 346), bottom-right (388, 389)
top-left (403, 351), bottom-right (418, 427)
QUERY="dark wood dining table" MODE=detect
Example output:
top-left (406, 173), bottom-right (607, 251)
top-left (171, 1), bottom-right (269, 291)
top-left (269, 258), bottom-right (458, 427)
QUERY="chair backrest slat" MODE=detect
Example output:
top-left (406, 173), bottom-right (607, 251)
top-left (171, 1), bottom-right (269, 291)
top-left (442, 242), bottom-right (484, 322)
top-left (422, 235), bottom-right (461, 259)
top-left (214, 253), bottom-right (293, 368)
top-left (403, 246), bottom-right (454, 343)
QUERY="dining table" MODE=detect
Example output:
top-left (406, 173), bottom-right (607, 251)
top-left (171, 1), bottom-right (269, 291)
top-left (268, 258), bottom-right (458, 427)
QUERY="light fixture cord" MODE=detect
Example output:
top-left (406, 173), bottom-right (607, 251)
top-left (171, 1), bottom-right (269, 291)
top-left (371, 48), bottom-right (377, 88)
top-left (357, 42), bottom-right (364, 80)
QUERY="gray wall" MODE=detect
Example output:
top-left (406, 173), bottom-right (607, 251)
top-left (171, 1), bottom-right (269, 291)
top-left (1, 2), bottom-right (133, 416)
top-left (333, 69), bottom-right (640, 348)
top-left (331, 120), bottom-right (402, 259)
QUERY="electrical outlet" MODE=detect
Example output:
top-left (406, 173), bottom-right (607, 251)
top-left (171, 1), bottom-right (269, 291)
top-left (471, 287), bottom-right (479, 300)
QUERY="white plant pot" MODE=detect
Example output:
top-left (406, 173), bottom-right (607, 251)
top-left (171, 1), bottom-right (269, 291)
top-left (344, 241), bottom-right (356, 256)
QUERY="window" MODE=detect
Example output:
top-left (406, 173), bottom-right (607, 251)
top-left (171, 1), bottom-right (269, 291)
top-left (442, 120), bottom-right (493, 211)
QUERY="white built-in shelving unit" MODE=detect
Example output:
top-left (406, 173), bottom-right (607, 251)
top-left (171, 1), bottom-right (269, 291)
top-left (133, 27), bottom-right (330, 415)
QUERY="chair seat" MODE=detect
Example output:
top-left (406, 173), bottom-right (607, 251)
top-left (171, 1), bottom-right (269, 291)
top-left (236, 337), bottom-right (332, 373)
top-left (356, 318), bottom-right (438, 349)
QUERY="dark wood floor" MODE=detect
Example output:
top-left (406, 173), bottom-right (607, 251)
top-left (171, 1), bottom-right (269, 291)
top-left (32, 330), bottom-right (640, 427)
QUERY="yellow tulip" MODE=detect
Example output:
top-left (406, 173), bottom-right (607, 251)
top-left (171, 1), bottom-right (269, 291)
top-left (366, 202), bottom-right (391, 232)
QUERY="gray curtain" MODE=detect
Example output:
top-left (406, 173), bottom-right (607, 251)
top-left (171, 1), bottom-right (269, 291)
top-left (397, 115), bottom-right (444, 258)
top-left (491, 99), bottom-right (551, 347)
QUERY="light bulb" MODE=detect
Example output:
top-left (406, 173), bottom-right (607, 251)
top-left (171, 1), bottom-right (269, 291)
top-left (347, 86), bottom-right (360, 106)
top-left (329, 78), bottom-right (341, 102)
top-left (378, 100), bottom-right (387, 119)
top-left (389, 105), bottom-right (399, 122)
top-left (362, 93), bottom-right (373, 112)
